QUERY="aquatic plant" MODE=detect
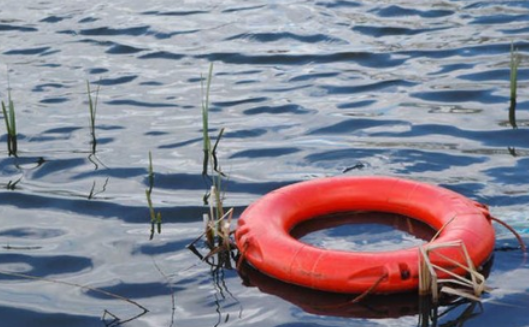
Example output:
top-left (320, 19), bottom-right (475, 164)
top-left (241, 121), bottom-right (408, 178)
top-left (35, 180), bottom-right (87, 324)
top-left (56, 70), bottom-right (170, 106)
top-left (1, 88), bottom-right (17, 157)
top-left (201, 63), bottom-right (213, 177)
top-left (188, 63), bottom-right (237, 269)
top-left (6, 176), bottom-right (21, 190)
top-left (88, 177), bottom-right (109, 200)
top-left (146, 151), bottom-right (162, 240)
top-left (200, 63), bottom-right (228, 238)
top-left (509, 42), bottom-right (520, 129)
top-left (201, 63), bottom-right (226, 181)
top-left (86, 80), bottom-right (100, 153)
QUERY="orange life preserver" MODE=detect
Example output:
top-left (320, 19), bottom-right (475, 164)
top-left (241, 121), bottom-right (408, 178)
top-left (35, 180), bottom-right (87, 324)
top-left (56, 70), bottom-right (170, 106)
top-left (235, 176), bottom-right (495, 294)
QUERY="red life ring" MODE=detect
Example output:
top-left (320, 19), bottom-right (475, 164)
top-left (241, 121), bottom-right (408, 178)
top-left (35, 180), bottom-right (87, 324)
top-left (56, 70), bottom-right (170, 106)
top-left (235, 176), bottom-right (495, 294)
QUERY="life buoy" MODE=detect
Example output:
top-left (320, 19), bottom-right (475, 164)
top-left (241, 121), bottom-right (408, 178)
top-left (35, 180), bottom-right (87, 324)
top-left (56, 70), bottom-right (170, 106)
top-left (235, 176), bottom-right (495, 294)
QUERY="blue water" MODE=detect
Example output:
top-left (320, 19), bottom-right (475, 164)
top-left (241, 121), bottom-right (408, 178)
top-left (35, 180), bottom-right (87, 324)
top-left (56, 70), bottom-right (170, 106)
top-left (294, 212), bottom-right (437, 252)
top-left (0, 1), bottom-right (528, 326)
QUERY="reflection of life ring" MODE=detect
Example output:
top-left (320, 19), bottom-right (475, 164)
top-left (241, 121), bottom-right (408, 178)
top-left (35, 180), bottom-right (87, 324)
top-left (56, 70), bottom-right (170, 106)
top-left (235, 176), bottom-right (496, 294)
top-left (238, 260), bottom-right (422, 319)
top-left (238, 255), bottom-right (493, 319)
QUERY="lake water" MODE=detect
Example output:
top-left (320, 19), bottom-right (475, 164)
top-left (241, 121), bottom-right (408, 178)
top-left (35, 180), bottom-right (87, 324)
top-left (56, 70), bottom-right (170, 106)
top-left (0, 0), bottom-right (528, 326)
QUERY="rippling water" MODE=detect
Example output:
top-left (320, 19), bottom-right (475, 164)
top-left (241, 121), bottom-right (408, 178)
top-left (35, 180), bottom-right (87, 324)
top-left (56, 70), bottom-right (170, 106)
top-left (1, 1), bottom-right (528, 326)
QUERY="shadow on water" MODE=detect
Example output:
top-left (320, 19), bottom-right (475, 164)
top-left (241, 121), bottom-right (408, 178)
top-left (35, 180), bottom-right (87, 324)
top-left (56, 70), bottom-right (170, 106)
top-left (0, 191), bottom-right (247, 224)
top-left (0, 306), bottom-right (98, 327)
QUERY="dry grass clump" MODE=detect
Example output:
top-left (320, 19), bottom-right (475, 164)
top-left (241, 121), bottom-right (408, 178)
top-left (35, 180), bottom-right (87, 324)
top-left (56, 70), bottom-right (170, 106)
top-left (419, 241), bottom-right (490, 303)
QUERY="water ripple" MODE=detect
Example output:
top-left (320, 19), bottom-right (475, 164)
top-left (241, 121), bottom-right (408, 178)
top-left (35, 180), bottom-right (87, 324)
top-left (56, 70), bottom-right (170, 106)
top-left (321, 80), bottom-right (417, 95)
top-left (225, 32), bottom-right (346, 44)
top-left (93, 75), bottom-right (138, 86)
top-left (196, 52), bottom-right (407, 68)
top-left (213, 97), bottom-right (268, 108)
top-left (32, 83), bottom-right (68, 92)
top-left (0, 24), bottom-right (37, 32)
top-left (411, 89), bottom-right (506, 104)
top-left (138, 51), bottom-right (186, 60)
top-left (105, 43), bottom-right (144, 54)
top-left (243, 104), bottom-right (311, 115)
top-left (3, 47), bottom-right (51, 55)
top-left (471, 14), bottom-right (529, 25)
top-left (1, 1), bottom-right (529, 325)
top-left (353, 26), bottom-right (448, 37)
top-left (230, 147), bottom-right (300, 159)
top-left (153, 172), bottom-right (297, 195)
top-left (39, 98), bottom-right (69, 104)
top-left (0, 306), bottom-right (96, 327)
top-left (105, 99), bottom-right (178, 108)
top-left (40, 16), bottom-right (68, 24)
top-left (0, 254), bottom-right (92, 280)
top-left (309, 118), bottom-right (408, 135)
top-left (141, 10), bottom-right (209, 16)
top-left (0, 228), bottom-right (65, 239)
top-left (85, 281), bottom-right (177, 299)
top-left (371, 5), bottom-right (454, 18)
top-left (77, 26), bottom-right (150, 36)
top-left (222, 5), bottom-right (267, 13)
top-left (372, 124), bottom-right (529, 148)
top-left (315, 0), bottom-right (361, 8)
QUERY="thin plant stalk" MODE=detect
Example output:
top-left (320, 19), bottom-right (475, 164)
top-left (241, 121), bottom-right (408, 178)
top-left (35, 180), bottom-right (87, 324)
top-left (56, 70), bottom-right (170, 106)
top-left (146, 151), bottom-right (162, 240)
top-left (86, 80), bottom-right (100, 153)
top-left (199, 63), bottom-right (226, 230)
top-left (1, 88), bottom-right (17, 156)
top-left (201, 63), bottom-right (214, 177)
top-left (509, 42), bottom-right (520, 129)
top-left (88, 177), bottom-right (109, 200)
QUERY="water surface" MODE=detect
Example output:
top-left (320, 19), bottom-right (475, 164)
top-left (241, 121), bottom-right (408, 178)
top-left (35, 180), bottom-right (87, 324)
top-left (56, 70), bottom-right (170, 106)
top-left (0, 1), bottom-right (528, 326)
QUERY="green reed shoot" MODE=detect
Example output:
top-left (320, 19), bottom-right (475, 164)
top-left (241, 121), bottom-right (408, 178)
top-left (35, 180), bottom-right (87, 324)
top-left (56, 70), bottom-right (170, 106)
top-left (199, 63), bottom-right (229, 240)
top-left (201, 63), bottom-right (214, 177)
top-left (1, 88), bottom-right (17, 156)
top-left (200, 63), bottom-right (225, 198)
top-left (509, 42), bottom-right (520, 129)
top-left (188, 63), bottom-right (236, 269)
top-left (86, 81), bottom-right (100, 153)
top-left (146, 151), bottom-right (162, 240)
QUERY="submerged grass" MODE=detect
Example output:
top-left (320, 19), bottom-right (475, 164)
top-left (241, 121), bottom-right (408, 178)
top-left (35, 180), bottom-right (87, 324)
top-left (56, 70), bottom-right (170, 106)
top-left (1, 88), bottom-right (17, 157)
top-left (88, 177), bottom-right (109, 200)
